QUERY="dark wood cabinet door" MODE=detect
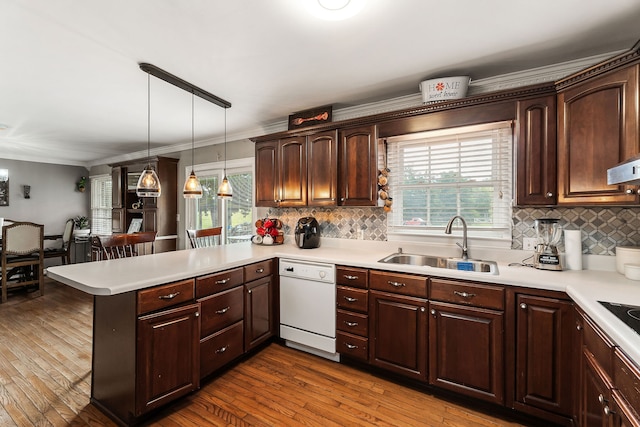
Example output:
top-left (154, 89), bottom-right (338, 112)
top-left (515, 295), bottom-right (575, 417)
top-left (429, 301), bottom-right (504, 404)
top-left (516, 95), bottom-right (557, 205)
top-left (557, 65), bottom-right (640, 205)
top-left (279, 136), bottom-right (307, 206)
top-left (307, 130), bottom-right (338, 206)
top-left (136, 303), bottom-right (200, 416)
top-left (369, 290), bottom-right (427, 381)
top-left (338, 125), bottom-right (378, 206)
top-left (255, 140), bottom-right (279, 207)
top-left (582, 350), bottom-right (613, 427)
top-left (245, 276), bottom-right (274, 351)
top-left (112, 166), bottom-right (124, 208)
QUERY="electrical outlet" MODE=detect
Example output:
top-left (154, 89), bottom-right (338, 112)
top-left (523, 237), bottom-right (538, 251)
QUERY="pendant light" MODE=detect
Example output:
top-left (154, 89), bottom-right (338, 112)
top-left (183, 92), bottom-right (203, 198)
top-left (217, 107), bottom-right (233, 198)
top-left (136, 71), bottom-right (162, 197)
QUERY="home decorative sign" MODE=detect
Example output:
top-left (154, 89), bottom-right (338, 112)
top-left (288, 105), bottom-right (332, 130)
top-left (0, 169), bottom-right (8, 206)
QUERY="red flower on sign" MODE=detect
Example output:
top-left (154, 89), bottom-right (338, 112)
top-left (435, 82), bottom-right (445, 91)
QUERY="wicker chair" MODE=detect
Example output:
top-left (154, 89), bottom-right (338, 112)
top-left (1, 221), bottom-right (44, 303)
top-left (187, 227), bottom-right (222, 248)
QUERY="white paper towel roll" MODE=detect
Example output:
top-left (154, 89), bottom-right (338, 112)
top-left (564, 229), bottom-right (582, 270)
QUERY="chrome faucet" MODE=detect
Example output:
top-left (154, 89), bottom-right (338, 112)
top-left (445, 215), bottom-right (468, 260)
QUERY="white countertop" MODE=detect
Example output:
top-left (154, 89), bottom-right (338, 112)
top-left (47, 237), bottom-right (640, 366)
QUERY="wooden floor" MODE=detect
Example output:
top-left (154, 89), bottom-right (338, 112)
top-left (0, 279), bottom-right (528, 427)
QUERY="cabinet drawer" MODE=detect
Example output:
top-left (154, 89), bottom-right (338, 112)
top-left (196, 268), bottom-right (243, 298)
top-left (337, 331), bottom-right (368, 361)
top-left (614, 348), bottom-right (640, 412)
top-left (244, 259), bottom-right (272, 283)
top-left (337, 286), bottom-right (368, 313)
top-left (370, 270), bottom-right (428, 298)
top-left (200, 321), bottom-right (244, 378)
top-left (430, 278), bottom-right (504, 310)
top-left (336, 266), bottom-right (368, 289)
top-left (137, 279), bottom-right (195, 315)
top-left (199, 286), bottom-right (244, 338)
top-left (583, 314), bottom-right (615, 376)
top-left (337, 309), bottom-right (368, 336)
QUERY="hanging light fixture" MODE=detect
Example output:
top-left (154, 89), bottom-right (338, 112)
top-left (217, 107), bottom-right (233, 198)
top-left (136, 71), bottom-right (162, 197)
top-left (183, 93), bottom-right (203, 199)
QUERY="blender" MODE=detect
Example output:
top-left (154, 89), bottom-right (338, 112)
top-left (533, 218), bottom-right (563, 271)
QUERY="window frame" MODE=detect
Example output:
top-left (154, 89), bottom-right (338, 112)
top-left (385, 121), bottom-right (513, 246)
top-left (184, 157), bottom-right (256, 244)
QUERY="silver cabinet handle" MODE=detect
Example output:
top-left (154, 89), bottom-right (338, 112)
top-left (344, 275), bottom-right (359, 280)
top-left (344, 296), bottom-right (357, 302)
top-left (520, 303), bottom-right (527, 309)
top-left (453, 290), bottom-right (476, 298)
top-left (626, 188), bottom-right (634, 194)
top-left (248, 289), bottom-right (252, 294)
top-left (195, 312), bottom-right (199, 317)
top-left (603, 406), bottom-right (613, 416)
top-left (388, 280), bottom-right (406, 288)
top-left (215, 306), bottom-right (230, 315)
top-left (576, 324), bottom-right (582, 331)
top-left (430, 309), bottom-right (436, 315)
top-left (344, 321), bottom-right (358, 327)
top-left (345, 343), bottom-right (358, 349)
top-left (215, 278), bottom-right (231, 284)
top-left (256, 268), bottom-right (264, 273)
top-left (546, 192), bottom-right (554, 198)
top-left (215, 345), bottom-right (228, 354)
top-left (159, 292), bottom-right (180, 300)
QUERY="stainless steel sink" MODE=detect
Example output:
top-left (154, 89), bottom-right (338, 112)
top-left (378, 252), bottom-right (498, 274)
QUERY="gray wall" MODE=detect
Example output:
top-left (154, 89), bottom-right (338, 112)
top-left (0, 159), bottom-right (90, 235)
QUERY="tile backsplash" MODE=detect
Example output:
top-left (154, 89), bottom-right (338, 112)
top-left (267, 206), bottom-right (639, 256)
top-left (266, 207), bottom-right (387, 241)
top-left (513, 207), bottom-right (640, 255)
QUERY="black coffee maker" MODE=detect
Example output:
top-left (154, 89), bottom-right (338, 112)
top-left (294, 217), bottom-right (321, 249)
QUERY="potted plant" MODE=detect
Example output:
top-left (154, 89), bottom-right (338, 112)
top-left (76, 176), bottom-right (87, 192)
top-left (73, 215), bottom-right (90, 237)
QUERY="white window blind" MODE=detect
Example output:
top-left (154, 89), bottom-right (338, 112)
top-left (90, 174), bottom-right (112, 235)
top-left (386, 121), bottom-right (513, 239)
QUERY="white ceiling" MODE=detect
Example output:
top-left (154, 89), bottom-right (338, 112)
top-left (2, 0), bottom-right (640, 168)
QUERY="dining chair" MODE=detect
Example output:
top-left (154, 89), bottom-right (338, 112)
top-left (94, 231), bottom-right (157, 260)
top-left (1, 221), bottom-right (45, 303)
top-left (187, 227), bottom-right (222, 249)
top-left (44, 218), bottom-right (74, 265)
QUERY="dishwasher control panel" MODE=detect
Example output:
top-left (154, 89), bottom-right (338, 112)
top-left (279, 259), bottom-right (336, 283)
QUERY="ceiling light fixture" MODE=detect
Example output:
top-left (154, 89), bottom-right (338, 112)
top-left (217, 107), bottom-right (233, 199)
top-left (136, 71), bottom-right (162, 198)
top-left (183, 93), bottom-right (203, 199)
top-left (308, 0), bottom-right (365, 20)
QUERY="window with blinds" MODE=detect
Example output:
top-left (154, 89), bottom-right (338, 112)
top-left (90, 175), bottom-right (112, 235)
top-left (386, 121), bottom-right (513, 240)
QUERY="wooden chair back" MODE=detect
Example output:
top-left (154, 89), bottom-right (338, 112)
top-left (1, 221), bottom-right (44, 303)
top-left (187, 227), bottom-right (222, 248)
top-left (44, 218), bottom-right (74, 265)
top-left (94, 231), bottom-right (157, 260)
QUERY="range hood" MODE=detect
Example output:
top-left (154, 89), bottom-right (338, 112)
top-left (607, 155), bottom-right (640, 185)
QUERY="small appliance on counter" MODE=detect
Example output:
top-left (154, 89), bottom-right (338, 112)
top-left (533, 218), bottom-right (563, 271)
top-left (295, 217), bottom-right (320, 249)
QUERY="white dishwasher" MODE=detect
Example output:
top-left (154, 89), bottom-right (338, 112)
top-left (279, 258), bottom-right (339, 361)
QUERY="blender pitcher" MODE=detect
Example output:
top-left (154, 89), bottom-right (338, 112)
top-left (533, 218), bottom-right (563, 271)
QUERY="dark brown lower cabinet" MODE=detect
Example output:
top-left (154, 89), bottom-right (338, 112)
top-left (514, 294), bottom-right (575, 420)
top-left (136, 303), bottom-right (200, 416)
top-left (428, 301), bottom-right (504, 404)
top-left (245, 275), bottom-right (275, 351)
top-left (582, 349), bottom-right (613, 427)
top-left (369, 290), bottom-right (428, 381)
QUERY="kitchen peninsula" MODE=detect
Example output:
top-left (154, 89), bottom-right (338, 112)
top-left (47, 239), bottom-right (640, 427)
